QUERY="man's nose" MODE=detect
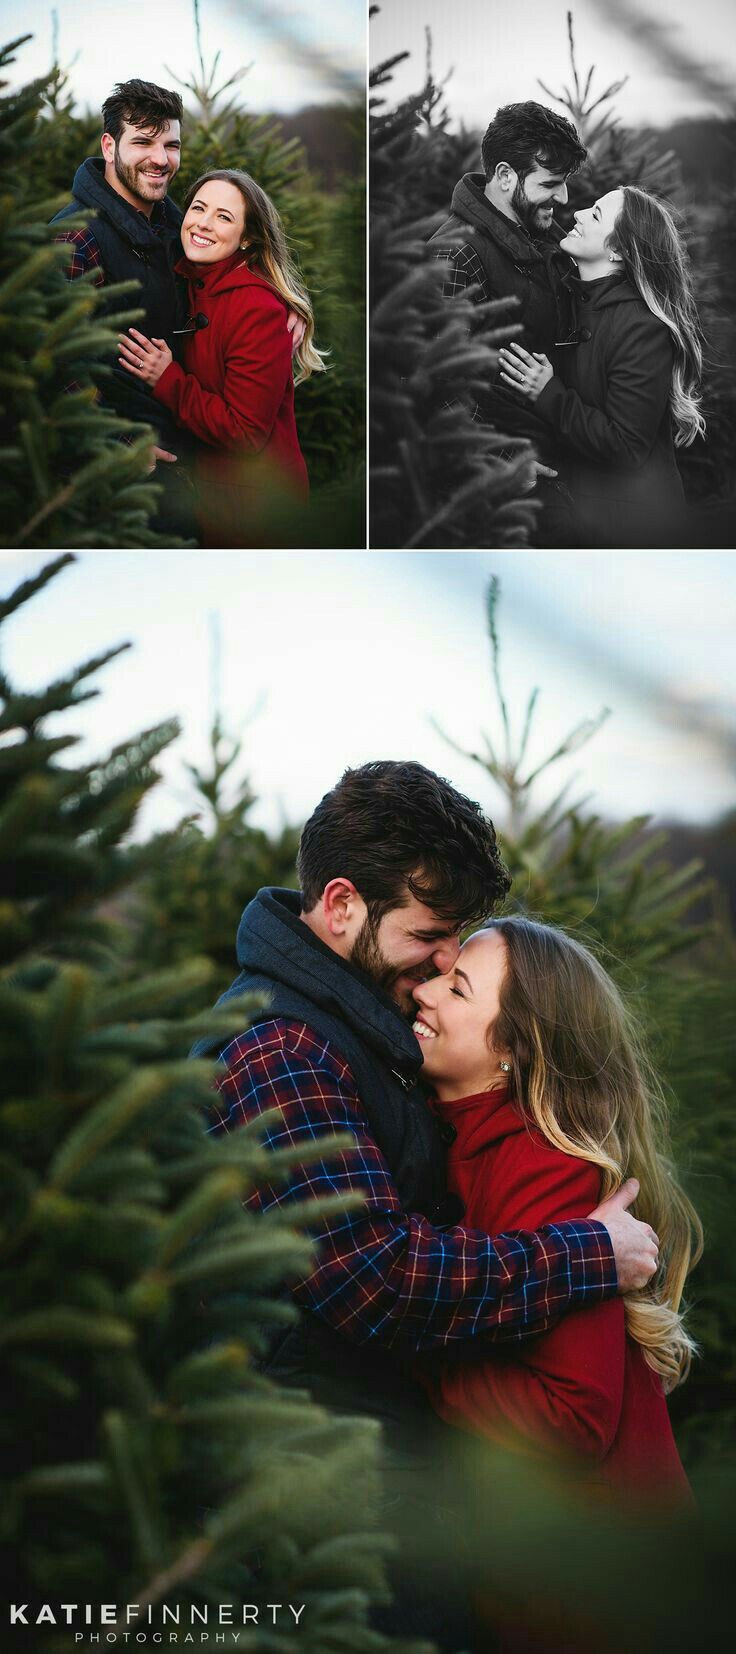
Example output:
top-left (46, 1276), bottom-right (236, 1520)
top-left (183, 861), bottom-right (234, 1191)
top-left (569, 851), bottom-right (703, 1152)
top-left (554, 182), bottom-right (569, 204)
top-left (431, 935), bottom-right (460, 973)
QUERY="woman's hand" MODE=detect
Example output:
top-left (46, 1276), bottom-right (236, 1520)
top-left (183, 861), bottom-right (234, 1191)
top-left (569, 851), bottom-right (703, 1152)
top-left (119, 327), bottom-right (173, 387)
top-left (498, 342), bottom-right (554, 402)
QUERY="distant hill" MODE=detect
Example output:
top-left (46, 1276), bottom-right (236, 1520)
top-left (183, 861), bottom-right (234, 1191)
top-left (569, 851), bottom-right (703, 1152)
top-left (640, 117), bottom-right (736, 196)
top-left (263, 102), bottom-right (363, 191)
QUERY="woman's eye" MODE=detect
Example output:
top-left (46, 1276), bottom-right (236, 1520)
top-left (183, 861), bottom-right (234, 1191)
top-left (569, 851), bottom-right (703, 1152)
top-left (450, 986), bottom-right (464, 999)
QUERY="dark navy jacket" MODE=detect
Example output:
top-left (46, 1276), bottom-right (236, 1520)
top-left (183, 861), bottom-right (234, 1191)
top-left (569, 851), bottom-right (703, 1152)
top-left (51, 157), bottom-right (188, 449)
top-left (429, 172), bottom-right (577, 459)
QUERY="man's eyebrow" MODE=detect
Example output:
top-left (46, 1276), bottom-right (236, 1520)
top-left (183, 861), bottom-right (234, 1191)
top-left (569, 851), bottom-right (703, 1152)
top-left (454, 967), bottom-right (473, 992)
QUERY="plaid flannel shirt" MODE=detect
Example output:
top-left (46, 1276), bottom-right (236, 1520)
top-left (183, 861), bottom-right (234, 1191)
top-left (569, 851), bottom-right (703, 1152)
top-left (435, 241), bottom-right (491, 304)
top-left (56, 224), bottom-right (107, 286)
top-left (209, 1018), bottom-right (617, 1352)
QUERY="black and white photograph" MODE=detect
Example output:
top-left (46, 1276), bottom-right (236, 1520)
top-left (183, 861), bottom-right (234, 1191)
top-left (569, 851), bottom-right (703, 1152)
top-left (370, 0), bottom-right (736, 549)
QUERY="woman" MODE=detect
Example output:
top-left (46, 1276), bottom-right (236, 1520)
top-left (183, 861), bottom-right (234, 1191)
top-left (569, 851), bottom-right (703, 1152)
top-left (412, 918), bottom-right (702, 1501)
top-left (498, 186), bottom-right (705, 548)
top-left (119, 169), bottom-right (324, 546)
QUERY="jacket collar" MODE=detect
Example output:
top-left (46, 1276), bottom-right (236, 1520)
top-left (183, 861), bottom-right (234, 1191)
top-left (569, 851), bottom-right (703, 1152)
top-left (449, 172), bottom-right (572, 268)
top-left (593, 274), bottom-right (641, 308)
top-left (70, 157), bottom-right (182, 246)
top-left (175, 250), bottom-right (282, 299)
top-left (236, 888), bottom-right (424, 1076)
top-left (432, 1086), bottom-right (521, 1155)
top-left (567, 269), bottom-right (639, 309)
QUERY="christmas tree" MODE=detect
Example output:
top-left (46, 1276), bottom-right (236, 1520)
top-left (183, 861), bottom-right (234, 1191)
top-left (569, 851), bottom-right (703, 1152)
top-left (0, 555), bottom-right (428, 1654)
top-left (130, 713), bottom-right (301, 993)
top-left (0, 38), bottom-right (178, 550)
top-left (369, 26), bottom-right (537, 550)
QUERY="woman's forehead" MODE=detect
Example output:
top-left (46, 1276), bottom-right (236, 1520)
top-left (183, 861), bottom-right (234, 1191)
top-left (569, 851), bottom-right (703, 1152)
top-left (193, 180), bottom-right (244, 213)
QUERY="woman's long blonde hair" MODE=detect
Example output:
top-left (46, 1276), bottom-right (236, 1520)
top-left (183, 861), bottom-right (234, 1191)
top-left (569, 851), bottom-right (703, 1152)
top-left (610, 185), bottom-right (705, 448)
top-left (485, 916), bottom-right (703, 1393)
top-left (183, 168), bottom-right (327, 384)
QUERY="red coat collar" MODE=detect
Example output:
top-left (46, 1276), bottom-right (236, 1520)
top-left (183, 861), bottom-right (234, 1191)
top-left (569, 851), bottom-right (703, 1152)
top-left (432, 1085), bottom-right (528, 1155)
top-left (175, 251), bottom-right (282, 300)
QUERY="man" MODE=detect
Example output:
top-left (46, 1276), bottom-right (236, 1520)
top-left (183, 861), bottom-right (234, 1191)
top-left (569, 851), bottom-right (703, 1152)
top-left (51, 80), bottom-right (191, 526)
top-left (51, 78), bottom-right (302, 538)
top-left (198, 761), bottom-right (658, 1640)
top-left (430, 102), bottom-right (587, 528)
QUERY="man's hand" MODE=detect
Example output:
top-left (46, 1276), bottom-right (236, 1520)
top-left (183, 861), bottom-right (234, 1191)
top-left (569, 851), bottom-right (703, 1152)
top-left (146, 446), bottom-right (178, 476)
top-left (287, 310), bottom-right (307, 352)
top-left (588, 1178), bottom-right (659, 1292)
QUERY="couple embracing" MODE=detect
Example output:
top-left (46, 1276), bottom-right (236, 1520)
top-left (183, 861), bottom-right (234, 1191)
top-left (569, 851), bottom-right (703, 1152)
top-left (53, 79), bottom-right (321, 546)
top-left (199, 760), bottom-right (701, 1648)
top-left (433, 101), bottom-right (705, 550)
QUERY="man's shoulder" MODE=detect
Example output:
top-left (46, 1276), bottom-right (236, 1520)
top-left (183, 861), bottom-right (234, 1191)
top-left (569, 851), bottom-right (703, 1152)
top-left (221, 1017), bottom-right (355, 1084)
top-left (52, 222), bottom-right (105, 282)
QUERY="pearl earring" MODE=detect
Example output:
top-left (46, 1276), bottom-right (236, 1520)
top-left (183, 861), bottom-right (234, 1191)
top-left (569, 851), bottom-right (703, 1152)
top-left (500, 1060), bottom-right (511, 1074)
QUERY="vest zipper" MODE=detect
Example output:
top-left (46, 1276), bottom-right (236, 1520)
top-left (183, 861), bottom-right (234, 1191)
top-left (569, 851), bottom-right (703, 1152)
top-left (391, 1069), bottom-right (416, 1092)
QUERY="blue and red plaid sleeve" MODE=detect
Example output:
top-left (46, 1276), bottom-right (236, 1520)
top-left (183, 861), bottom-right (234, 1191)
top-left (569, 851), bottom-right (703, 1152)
top-left (209, 1019), bottom-right (618, 1351)
top-left (54, 225), bottom-right (106, 286)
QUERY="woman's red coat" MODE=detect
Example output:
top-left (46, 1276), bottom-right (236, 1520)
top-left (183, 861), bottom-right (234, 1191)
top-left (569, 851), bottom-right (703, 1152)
top-left (154, 252), bottom-right (308, 541)
top-left (424, 1087), bottom-right (691, 1501)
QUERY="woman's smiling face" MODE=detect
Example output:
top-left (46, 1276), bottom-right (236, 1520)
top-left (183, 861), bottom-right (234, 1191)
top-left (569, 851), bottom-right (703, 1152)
top-left (560, 187), bottom-right (624, 265)
top-left (181, 179), bottom-right (246, 263)
top-left (412, 928), bottom-right (510, 1101)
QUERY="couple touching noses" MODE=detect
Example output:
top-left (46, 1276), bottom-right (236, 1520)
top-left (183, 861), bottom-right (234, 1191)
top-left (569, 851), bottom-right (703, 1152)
top-left (200, 760), bottom-right (700, 1646)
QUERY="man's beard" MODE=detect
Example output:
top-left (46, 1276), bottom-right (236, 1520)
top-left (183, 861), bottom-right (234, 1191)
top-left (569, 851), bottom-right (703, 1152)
top-left (511, 181), bottom-right (553, 236)
top-left (113, 146), bottom-right (170, 204)
top-left (349, 916), bottom-right (425, 1017)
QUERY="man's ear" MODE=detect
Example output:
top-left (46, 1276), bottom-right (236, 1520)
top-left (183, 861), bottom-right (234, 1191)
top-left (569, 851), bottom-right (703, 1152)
top-left (321, 878), bottom-right (363, 939)
top-left (494, 162), bottom-right (518, 195)
top-left (101, 131), bottom-right (115, 166)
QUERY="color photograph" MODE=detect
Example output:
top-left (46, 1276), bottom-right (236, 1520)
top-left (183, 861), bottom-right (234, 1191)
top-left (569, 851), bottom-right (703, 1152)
top-left (2, 547), bottom-right (735, 1650)
top-left (0, 0), bottom-right (365, 550)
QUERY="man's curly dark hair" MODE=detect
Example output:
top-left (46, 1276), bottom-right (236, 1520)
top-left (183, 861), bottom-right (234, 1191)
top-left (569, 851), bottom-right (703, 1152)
top-left (297, 760), bottom-right (511, 928)
top-left (481, 101), bottom-right (587, 183)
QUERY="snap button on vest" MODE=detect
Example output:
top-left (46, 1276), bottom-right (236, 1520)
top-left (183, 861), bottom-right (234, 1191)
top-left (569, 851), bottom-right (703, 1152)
top-left (439, 1120), bottom-right (457, 1145)
top-left (579, 326), bottom-right (592, 342)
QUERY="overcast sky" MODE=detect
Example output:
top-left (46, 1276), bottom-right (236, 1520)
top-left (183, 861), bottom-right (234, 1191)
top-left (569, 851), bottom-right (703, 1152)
top-left (371, 0), bottom-right (736, 130)
top-left (1, 552), bottom-right (733, 846)
top-left (4, 0), bottom-right (364, 113)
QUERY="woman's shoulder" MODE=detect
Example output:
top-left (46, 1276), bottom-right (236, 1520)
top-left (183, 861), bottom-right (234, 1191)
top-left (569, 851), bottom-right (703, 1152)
top-left (235, 265), bottom-right (289, 311)
top-left (604, 283), bottom-right (673, 339)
